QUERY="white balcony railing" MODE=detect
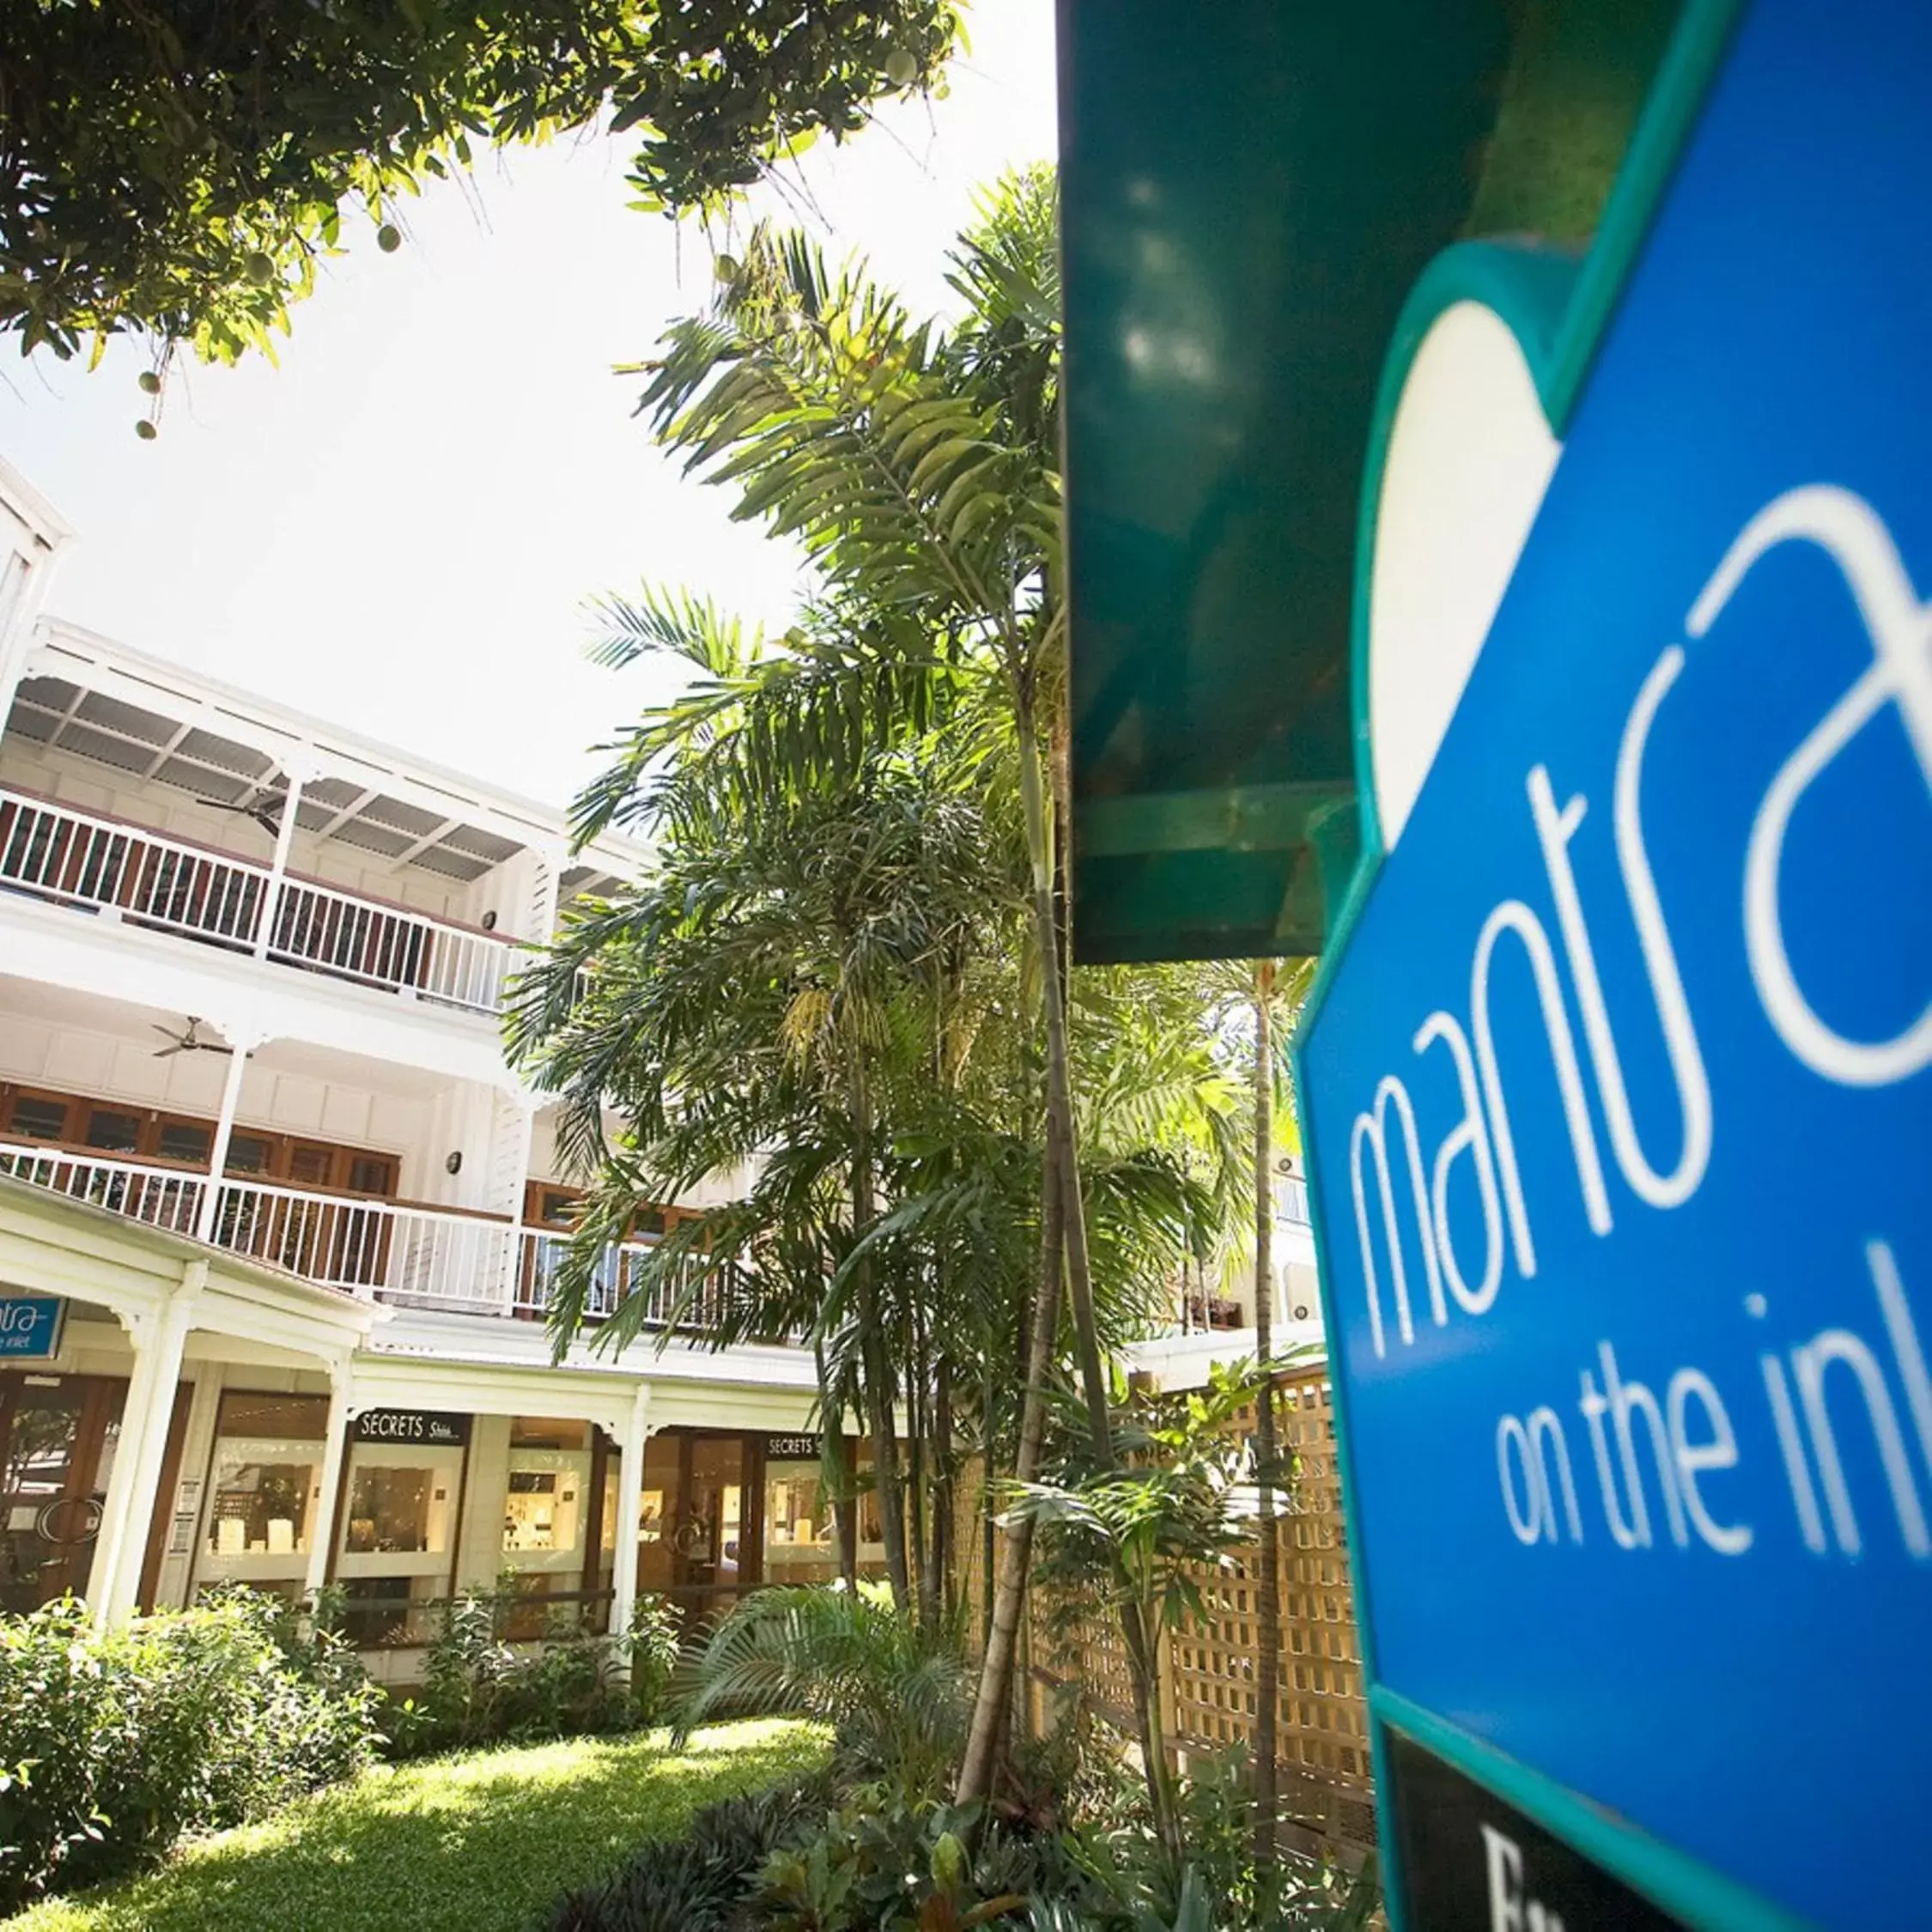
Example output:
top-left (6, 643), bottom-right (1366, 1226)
top-left (0, 787), bottom-right (513, 1016)
top-left (1279, 1174), bottom-right (1310, 1225)
top-left (212, 1178), bottom-right (517, 1310)
top-left (513, 1230), bottom-right (749, 1332)
top-left (0, 1143), bottom-right (759, 1336)
top-left (0, 1145), bottom-right (206, 1234)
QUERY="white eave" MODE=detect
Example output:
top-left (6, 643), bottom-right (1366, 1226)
top-left (0, 1170), bottom-right (386, 1358)
top-left (0, 458), bottom-right (76, 555)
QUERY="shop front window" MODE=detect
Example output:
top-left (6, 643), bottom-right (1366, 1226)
top-left (204, 1392), bottom-right (327, 1561)
top-left (501, 1418), bottom-right (591, 1561)
top-left (336, 1435), bottom-right (465, 1647)
top-left (765, 1460), bottom-right (838, 1583)
top-left (344, 1462), bottom-right (452, 1554)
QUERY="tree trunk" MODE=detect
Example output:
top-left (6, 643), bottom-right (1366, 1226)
top-left (908, 1296), bottom-right (934, 1625)
top-left (1023, 719), bottom-right (1182, 1849)
top-left (932, 1354), bottom-right (955, 1619)
top-left (849, 1066), bottom-right (911, 1607)
top-left (1017, 720), bottom-right (1111, 1461)
top-left (981, 1406), bottom-right (997, 1639)
top-left (815, 1336), bottom-right (860, 1589)
top-left (1252, 962), bottom-right (1282, 1893)
top-left (956, 1123), bottom-right (1065, 1807)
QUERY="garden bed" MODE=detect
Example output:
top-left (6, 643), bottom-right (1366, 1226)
top-left (3, 1721), bottom-right (829, 1932)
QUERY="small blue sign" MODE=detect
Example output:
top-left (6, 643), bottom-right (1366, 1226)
top-left (1297, 2), bottom-right (1932, 1926)
top-left (0, 1293), bottom-right (66, 1361)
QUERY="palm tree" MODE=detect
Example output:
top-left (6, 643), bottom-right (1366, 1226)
top-left (622, 168), bottom-right (1151, 1805)
top-left (1205, 956), bottom-right (1315, 1894)
top-left (512, 602), bottom-right (1018, 1607)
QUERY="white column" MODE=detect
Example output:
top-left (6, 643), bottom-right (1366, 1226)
top-left (253, 757), bottom-right (312, 958)
top-left (531, 842), bottom-right (567, 945)
top-left (305, 1358), bottom-right (355, 1601)
top-left (609, 1382), bottom-right (653, 1640)
top-left (492, 1090), bottom-right (538, 1314)
top-left (94, 1264), bottom-right (202, 1627)
top-left (195, 1026), bottom-right (268, 1242)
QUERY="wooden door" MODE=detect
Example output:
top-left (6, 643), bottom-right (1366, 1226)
top-left (0, 1376), bottom-right (128, 1612)
top-left (671, 1433), bottom-right (759, 1622)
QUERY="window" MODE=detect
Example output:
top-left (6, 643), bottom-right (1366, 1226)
top-left (83, 1108), bottom-right (141, 1154)
top-left (289, 1145), bottom-right (333, 1188)
top-left (8, 1094), bottom-right (70, 1141)
top-left (344, 1464), bottom-right (451, 1554)
top-left (338, 1577), bottom-right (421, 1649)
top-left (510, 1418), bottom-right (589, 1451)
top-left (224, 1134), bottom-right (274, 1176)
top-left (765, 1459), bottom-right (838, 1582)
top-left (156, 1121), bottom-right (213, 1166)
top-left (336, 1435), bottom-right (466, 1647)
top-left (347, 1155), bottom-right (395, 1196)
top-left (204, 1392), bottom-right (328, 1561)
top-left (502, 1418), bottom-right (592, 1568)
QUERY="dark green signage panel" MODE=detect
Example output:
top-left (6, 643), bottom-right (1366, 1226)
top-left (1058, 0), bottom-right (1510, 963)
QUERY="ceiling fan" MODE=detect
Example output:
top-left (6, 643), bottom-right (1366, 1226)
top-left (195, 785), bottom-right (284, 840)
top-left (152, 1017), bottom-right (234, 1060)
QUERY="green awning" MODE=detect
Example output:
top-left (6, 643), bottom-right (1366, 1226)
top-left (1060, 0), bottom-right (1679, 964)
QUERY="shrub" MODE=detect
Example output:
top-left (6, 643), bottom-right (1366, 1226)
top-left (385, 1584), bottom-right (683, 1759)
top-left (756, 1791), bottom-right (1086, 1932)
top-left (545, 1770), bottom-right (835, 1932)
top-left (670, 1586), bottom-right (969, 1803)
top-left (0, 1590), bottom-right (378, 1911)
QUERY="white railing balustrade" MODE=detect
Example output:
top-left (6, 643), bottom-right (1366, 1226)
top-left (0, 787), bottom-right (513, 1017)
top-left (0, 1142), bottom-right (206, 1233)
top-left (0, 792), bottom-right (269, 948)
top-left (0, 1142), bottom-right (776, 1335)
top-left (513, 1231), bottom-right (750, 1333)
top-left (270, 879), bottom-right (509, 1016)
top-left (210, 1179), bottom-right (515, 1309)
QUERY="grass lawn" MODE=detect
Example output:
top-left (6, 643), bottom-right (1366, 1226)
top-left (4, 1719), bottom-right (829, 1932)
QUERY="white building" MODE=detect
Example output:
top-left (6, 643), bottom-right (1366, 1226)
top-left (1124, 1154), bottom-right (1325, 1393)
top-left (0, 463), bottom-right (854, 1675)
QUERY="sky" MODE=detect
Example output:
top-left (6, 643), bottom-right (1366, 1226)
top-left (0, 1), bottom-right (1057, 811)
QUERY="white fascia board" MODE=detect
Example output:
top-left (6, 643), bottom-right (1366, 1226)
top-left (31, 622), bottom-right (574, 853)
top-left (349, 1351), bottom-right (644, 1434)
top-left (645, 1379), bottom-right (817, 1433)
top-left (1121, 1321), bottom-right (1330, 1393)
top-left (0, 459), bottom-right (76, 554)
top-left (0, 893), bottom-right (513, 1090)
top-left (0, 1172), bottom-right (380, 1356)
top-left (369, 1308), bottom-right (818, 1394)
top-left (196, 1279), bottom-right (375, 1358)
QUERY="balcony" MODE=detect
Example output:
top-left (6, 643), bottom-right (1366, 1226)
top-left (0, 787), bottom-right (516, 1017)
top-left (0, 1141), bottom-right (750, 1336)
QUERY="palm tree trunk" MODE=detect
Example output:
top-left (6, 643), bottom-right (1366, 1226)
top-left (956, 1123), bottom-right (1064, 1807)
top-left (1022, 719), bottom-right (1180, 1849)
top-left (908, 1295), bottom-right (934, 1625)
top-left (849, 1065), bottom-right (912, 1608)
top-left (932, 1353), bottom-right (955, 1619)
top-left (815, 1336), bottom-right (860, 1589)
top-left (1017, 718), bottom-right (1111, 1458)
top-left (1252, 962), bottom-right (1282, 1892)
top-left (980, 1397), bottom-right (997, 1639)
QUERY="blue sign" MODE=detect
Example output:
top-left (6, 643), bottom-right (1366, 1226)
top-left (0, 1293), bottom-right (66, 1361)
top-left (1297, 3), bottom-right (1932, 1926)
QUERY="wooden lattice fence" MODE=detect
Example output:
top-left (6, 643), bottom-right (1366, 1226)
top-left (971, 1365), bottom-right (1376, 1867)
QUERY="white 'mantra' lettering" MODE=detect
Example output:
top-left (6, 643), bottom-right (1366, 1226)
top-left (1414, 1009), bottom-right (1504, 1314)
top-left (1689, 483), bottom-right (1932, 1086)
top-left (1525, 647), bottom-right (1712, 1210)
top-left (1349, 1075), bottom-right (1443, 1358)
top-left (1472, 900), bottom-right (1613, 1278)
